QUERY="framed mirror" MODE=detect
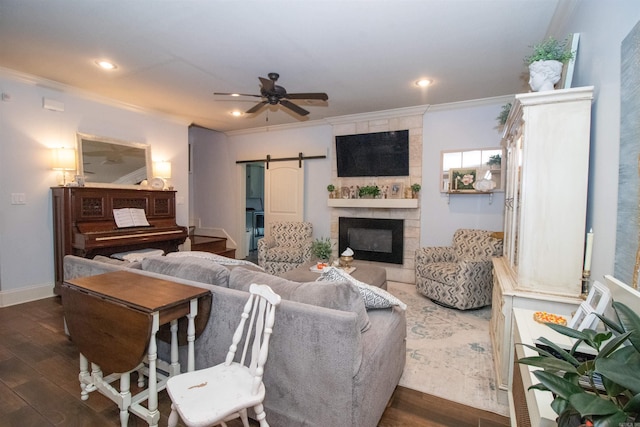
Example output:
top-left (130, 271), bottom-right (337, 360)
top-left (76, 133), bottom-right (152, 188)
top-left (440, 147), bottom-right (504, 193)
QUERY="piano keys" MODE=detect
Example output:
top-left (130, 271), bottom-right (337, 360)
top-left (51, 187), bottom-right (188, 293)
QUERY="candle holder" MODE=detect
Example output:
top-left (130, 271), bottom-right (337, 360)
top-left (581, 269), bottom-right (591, 300)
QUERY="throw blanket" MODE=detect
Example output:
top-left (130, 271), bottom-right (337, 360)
top-left (167, 250), bottom-right (265, 270)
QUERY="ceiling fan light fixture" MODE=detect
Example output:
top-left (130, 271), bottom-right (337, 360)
top-left (230, 110), bottom-right (244, 117)
top-left (415, 78), bottom-right (432, 88)
top-left (95, 60), bottom-right (117, 70)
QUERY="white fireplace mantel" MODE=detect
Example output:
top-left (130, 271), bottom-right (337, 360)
top-left (327, 198), bottom-right (418, 209)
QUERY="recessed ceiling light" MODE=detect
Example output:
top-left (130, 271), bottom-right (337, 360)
top-left (415, 79), bottom-right (432, 88)
top-left (230, 110), bottom-right (244, 117)
top-left (95, 60), bottom-right (117, 70)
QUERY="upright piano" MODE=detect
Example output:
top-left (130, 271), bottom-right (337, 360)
top-left (51, 187), bottom-right (188, 293)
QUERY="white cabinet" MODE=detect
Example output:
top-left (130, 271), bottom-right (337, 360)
top-left (490, 87), bottom-right (593, 402)
top-left (501, 86), bottom-right (593, 296)
top-left (491, 258), bottom-right (581, 399)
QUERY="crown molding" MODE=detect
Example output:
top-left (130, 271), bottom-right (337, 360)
top-left (426, 94), bottom-right (515, 113)
top-left (0, 66), bottom-right (192, 126)
top-left (224, 118), bottom-right (329, 136)
top-left (324, 104), bottom-right (430, 125)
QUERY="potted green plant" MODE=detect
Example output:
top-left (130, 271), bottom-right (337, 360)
top-left (517, 301), bottom-right (640, 427)
top-left (486, 154), bottom-right (501, 168)
top-left (327, 184), bottom-right (336, 199)
top-left (496, 103), bottom-right (512, 128)
top-left (410, 183), bottom-right (421, 198)
top-left (359, 185), bottom-right (380, 199)
top-left (524, 35), bottom-right (575, 92)
top-left (311, 237), bottom-right (333, 262)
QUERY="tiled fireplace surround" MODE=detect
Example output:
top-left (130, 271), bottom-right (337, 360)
top-left (328, 109), bottom-right (425, 283)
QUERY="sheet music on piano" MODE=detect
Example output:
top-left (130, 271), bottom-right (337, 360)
top-left (113, 208), bottom-right (151, 228)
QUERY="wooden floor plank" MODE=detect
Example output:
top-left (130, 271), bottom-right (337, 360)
top-left (0, 296), bottom-right (510, 426)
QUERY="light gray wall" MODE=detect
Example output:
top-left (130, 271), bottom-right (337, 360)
top-left (420, 99), bottom-right (510, 247)
top-left (0, 70), bottom-right (189, 298)
top-left (189, 126), bottom-right (235, 232)
top-left (227, 123), bottom-right (334, 241)
top-left (191, 100), bottom-right (510, 254)
top-left (550, 1), bottom-right (640, 284)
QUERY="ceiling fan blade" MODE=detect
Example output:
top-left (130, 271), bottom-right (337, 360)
top-left (245, 101), bottom-right (268, 114)
top-left (214, 92), bottom-right (263, 98)
top-left (259, 77), bottom-right (275, 93)
top-left (285, 92), bottom-right (329, 101)
top-left (280, 100), bottom-right (310, 116)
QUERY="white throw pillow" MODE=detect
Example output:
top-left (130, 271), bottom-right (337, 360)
top-left (319, 266), bottom-right (406, 310)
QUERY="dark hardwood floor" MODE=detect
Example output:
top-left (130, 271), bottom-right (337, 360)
top-left (0, 296), bottom-right (510, 426)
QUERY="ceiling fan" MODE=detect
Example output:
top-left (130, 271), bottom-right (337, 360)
top-left (215, 72), bottom-right (328, 116)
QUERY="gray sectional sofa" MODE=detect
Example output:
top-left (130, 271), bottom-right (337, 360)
top-left (63, 254), bottom-right (407, 427)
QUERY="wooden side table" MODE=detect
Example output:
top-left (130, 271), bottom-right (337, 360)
top-left (61, 270), bottom-right (210, 427)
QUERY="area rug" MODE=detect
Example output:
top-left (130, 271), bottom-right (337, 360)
top-left (388, 281), bottom-right (509, 416)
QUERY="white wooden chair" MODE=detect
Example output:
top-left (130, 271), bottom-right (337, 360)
top-left (166, 284), bottom-right (281, 427)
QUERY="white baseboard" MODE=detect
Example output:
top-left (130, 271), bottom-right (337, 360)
top-left (0, 283), bottom-right (55, 307)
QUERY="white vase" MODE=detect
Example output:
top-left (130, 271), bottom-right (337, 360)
top-left (528, 60), bottom-right (563, 92)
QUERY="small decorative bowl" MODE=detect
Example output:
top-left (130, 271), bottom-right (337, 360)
top-left (339, 255), bottom-right (353, 268)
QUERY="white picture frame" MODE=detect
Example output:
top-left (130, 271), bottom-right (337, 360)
top-left (585, 280), bottom-right (612, 314)
top-left (568, 303), bottom-right (597, 331)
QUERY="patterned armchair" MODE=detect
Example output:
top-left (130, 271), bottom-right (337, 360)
top-left (258, 221), bottom-right (314, 276)
top-left (415, 229), bottom-right (503, 310)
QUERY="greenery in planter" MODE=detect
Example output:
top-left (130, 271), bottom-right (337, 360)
top-left (487, 154), bottom-right (502, 167)
top-left (411, 183), bottom-right (421, 193)
top-left (359, 185), bottom-right (380, 198)
top-left (311, 237), bottom-right (333, 261)
top-left (518, 301), bottom-right (640, 427)
top-left (496, 103), bottom-right (512, 127)
top-left (327, 184), bottom-right (335, 193)
top-left (524, 35), bottom-right (575, 65)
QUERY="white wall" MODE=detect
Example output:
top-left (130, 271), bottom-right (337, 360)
top-left (0, 69), bottom-right (189, 304)
top-left (227, 123), bottom-right (334, 241)
top-left (192, 101), bottom-right (510, 258)
top-left (189, 126), bottom-right (234, 233)
top-left (420, 99), bottom-right (510, 246)
top-left (550, 1), bottom-right (640, 284)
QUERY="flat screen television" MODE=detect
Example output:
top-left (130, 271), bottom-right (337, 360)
top-left (335, 130), bottom-right (409, 177)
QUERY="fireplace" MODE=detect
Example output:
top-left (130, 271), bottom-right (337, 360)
top-left (339, 217), bottom-right (404, 264)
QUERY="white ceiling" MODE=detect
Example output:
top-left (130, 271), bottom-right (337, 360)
top-left (0, 0), bottom-right (564, 132)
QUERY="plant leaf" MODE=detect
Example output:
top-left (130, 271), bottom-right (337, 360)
top-left (537, 336), bottom-right (581, 366)
top-left (556, 408), bottom-right (583, 427)
top-left (592, 411), bottom-right (631, 427)
top-left (518, 342), bottom-right (557, 358)
top-left (622, 391), bottom-right (640, 414)
top-left (569, 392), bottom-right (620, 416)
top-left (596, 331), bottom-right (633, 358)
top-left (596, 346), bottom-right (640, 394)
top-left (532, 370), bottom-right (583, 400)
top-left (519, 355), bottom-right (577, 373)
top-left (612, 301), bottom-right (640, 352)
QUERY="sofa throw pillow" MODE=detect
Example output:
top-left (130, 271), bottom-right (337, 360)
top-left (167, 250), bottom-right (264, 270)
top-left (319, 267), bottom-right (407, 310)
top-left (229, 267), bottom-right (370, 332)
top-left (141, 255), bottom-right (230, 287)
top-left (111, 248), bottom-right (164, 262)
top-left (92, 255), bottom-right (142, 269)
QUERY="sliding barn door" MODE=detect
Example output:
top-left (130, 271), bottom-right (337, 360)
top-left (264, 160), bottom-right (304, 238)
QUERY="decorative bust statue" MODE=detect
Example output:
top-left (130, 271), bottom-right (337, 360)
top-left (528, 60), bottom-right (563, 92)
